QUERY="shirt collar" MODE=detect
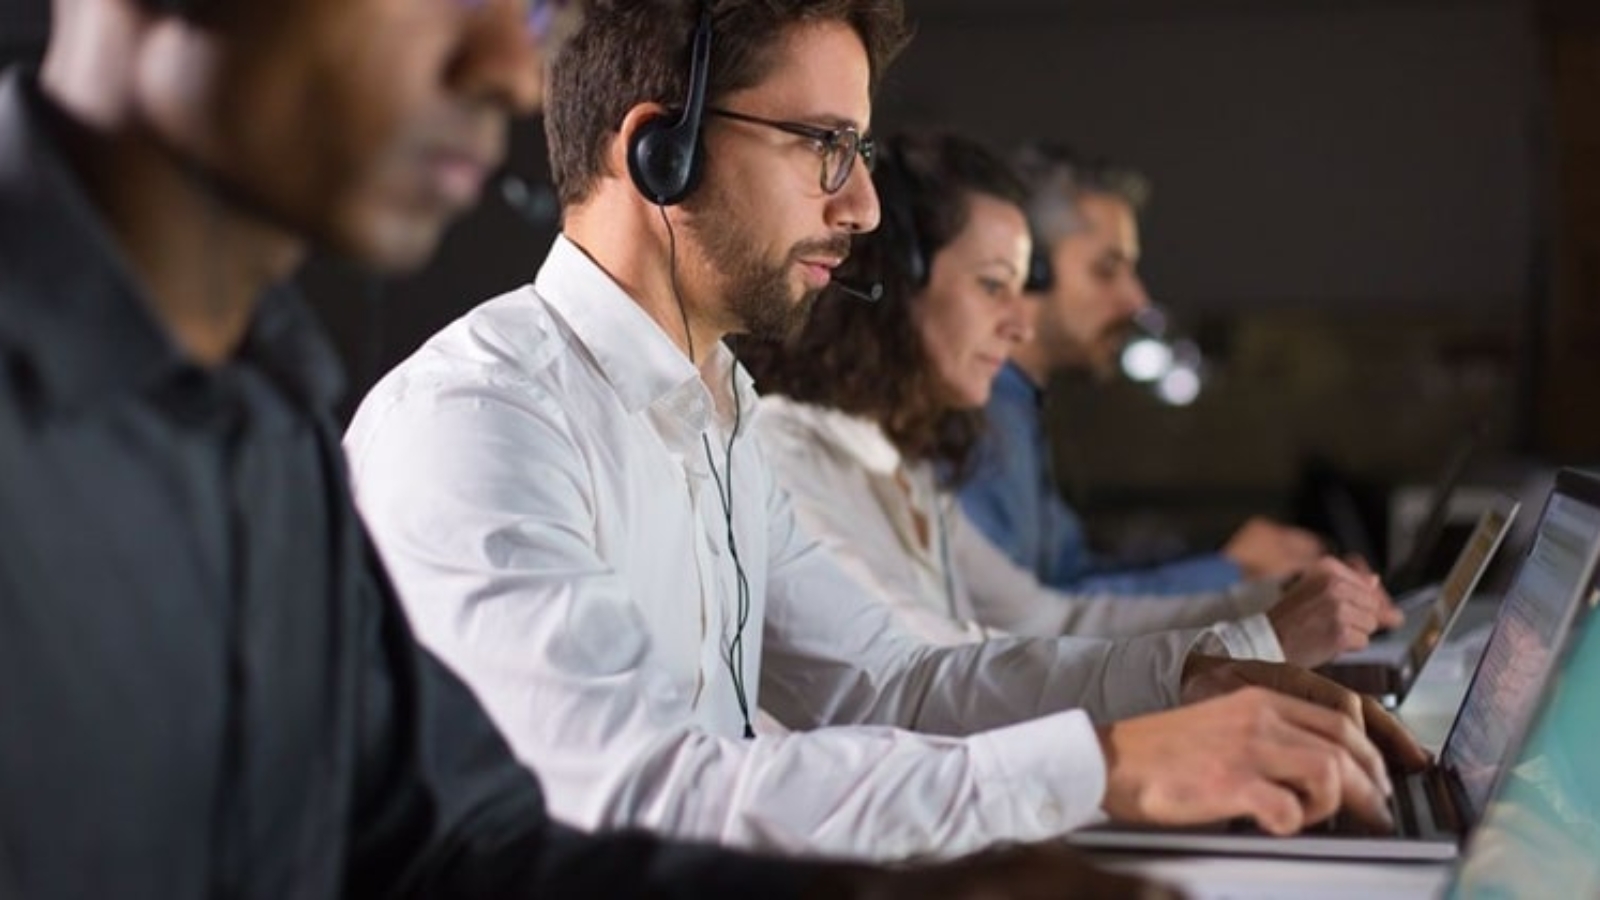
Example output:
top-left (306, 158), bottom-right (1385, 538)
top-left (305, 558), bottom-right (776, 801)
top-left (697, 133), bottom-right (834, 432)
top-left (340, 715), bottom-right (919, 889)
top-left (993, 360), bottom-right (1043, 408)
top-left (535, 234), bottom-right (756, 436)
top-left (0, 69), bottom-right (344, 419)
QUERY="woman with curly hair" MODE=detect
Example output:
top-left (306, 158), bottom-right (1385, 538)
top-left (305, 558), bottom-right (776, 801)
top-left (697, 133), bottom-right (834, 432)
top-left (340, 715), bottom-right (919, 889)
top-left (739, 132), bottom-right (1389, 668)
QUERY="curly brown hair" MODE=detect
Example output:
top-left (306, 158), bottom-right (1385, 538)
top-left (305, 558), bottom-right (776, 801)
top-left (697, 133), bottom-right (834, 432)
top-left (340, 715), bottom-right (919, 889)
top-left (736, 132), bottom-right (1028, 485)
top-left (545, 0), bottom-right (912, 208)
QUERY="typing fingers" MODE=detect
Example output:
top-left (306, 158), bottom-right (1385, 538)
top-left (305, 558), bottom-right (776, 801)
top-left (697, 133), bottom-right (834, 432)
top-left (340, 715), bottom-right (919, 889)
top-left (1358, 693), bottom-right (1432, 772)
top-left (1269, 695), bottom-right (1394, 824)
top-left (1233, 780), bottom-right (1305, 836)
top-left (1228, 696), bottom-right (1390, 833)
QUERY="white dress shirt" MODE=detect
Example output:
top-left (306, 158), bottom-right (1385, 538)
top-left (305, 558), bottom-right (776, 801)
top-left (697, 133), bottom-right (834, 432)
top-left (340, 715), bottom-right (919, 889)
top-left (751, 397), bottom-right (1284, 658)
top-left (346, 236), bottom-right (1248, 860)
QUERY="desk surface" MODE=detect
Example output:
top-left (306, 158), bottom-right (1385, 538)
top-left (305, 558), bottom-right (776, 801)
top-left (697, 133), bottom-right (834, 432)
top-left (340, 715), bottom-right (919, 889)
top-left (1092, 599), bottom-right (1499, 900)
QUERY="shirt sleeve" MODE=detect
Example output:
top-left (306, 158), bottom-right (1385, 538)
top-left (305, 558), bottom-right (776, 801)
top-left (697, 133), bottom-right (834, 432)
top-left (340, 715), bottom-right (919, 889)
top-left (1069, 553), bottom-right (1246, 596)
top-left (347, 373), bottom-right (1213, 861)
top-left (952, 510), bottom-right (1285, 662)
top-left (754, 460), bottom-right (1245, 855)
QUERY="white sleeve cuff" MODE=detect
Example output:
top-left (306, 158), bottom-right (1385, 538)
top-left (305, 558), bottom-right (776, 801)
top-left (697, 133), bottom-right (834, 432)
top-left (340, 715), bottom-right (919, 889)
top-left (1196, 613), bottom-right (1285, 663)
top-left (967, 709), bottom-right (1108, 838)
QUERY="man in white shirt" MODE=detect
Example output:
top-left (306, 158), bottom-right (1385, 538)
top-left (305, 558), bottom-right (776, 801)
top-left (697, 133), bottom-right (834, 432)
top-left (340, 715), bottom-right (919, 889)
top-left (346, 0), bottom-right (1426, 862)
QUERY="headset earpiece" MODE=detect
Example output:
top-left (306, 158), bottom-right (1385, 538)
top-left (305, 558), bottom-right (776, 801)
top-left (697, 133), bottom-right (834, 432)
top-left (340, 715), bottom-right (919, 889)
top-left (1025, 240), bottom-right (1054, 293)
top-left (873, 138), bottom-right (930, 290)
top-left (627, 5), bottom-right (714, 206)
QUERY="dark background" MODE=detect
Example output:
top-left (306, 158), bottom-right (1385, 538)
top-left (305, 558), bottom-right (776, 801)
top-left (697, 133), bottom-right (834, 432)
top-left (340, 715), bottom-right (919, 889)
top-left (5, 0), bottom-right (1597, 563)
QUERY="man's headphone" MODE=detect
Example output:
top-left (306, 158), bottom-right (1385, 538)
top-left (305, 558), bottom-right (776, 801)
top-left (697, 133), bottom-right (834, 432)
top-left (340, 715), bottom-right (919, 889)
top-left (626, 4), bottom-right (714, 206)
top-left (1016, 143), bottom-right (1151, 295)
top-left (626, 1), bottom-right (760, 739)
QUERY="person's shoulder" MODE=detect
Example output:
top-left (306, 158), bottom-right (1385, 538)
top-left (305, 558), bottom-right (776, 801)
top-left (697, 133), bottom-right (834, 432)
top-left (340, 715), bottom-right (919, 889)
top-left (346, 284), bottom-right (589, 450)
top-left (753, 397), bottom-right (890, 490)
top-left (982, 382), bottom-right (1036, 426)
top-left (752, 393), bottom-right (816, 433)
top-left (752, 396), bottom-right (845, 458)
top-left (436, 283), bottom-right (573, 383)
top-left (373, 284), bottom-right (581, 404)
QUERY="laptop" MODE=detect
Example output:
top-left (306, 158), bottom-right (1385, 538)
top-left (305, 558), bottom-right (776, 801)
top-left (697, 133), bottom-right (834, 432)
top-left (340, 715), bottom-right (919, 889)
top-left (1443, 534), bottom-right (1600, 898)
top-left (1317, 497), bottom-right (1520, 707)
top-left (1387, 428), bottom-right (1484, 597)
top-left (1067, 469), bottom-right (1600, 862)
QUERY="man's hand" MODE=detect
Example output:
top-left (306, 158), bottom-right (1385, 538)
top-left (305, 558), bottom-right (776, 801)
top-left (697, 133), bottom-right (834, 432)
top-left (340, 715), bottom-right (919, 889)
top-left (1097, 686), bottom-right (1395, 836)
top-left (1094, 655), bottom-right (1429, 837)
top-left (813, 841), bottom-right (1184, 900)
top-left (1223, 516), bottom-right (1324, 580)
top-left (1267, 557), bottom-right (1404, 667)
top-left (1181, 655), bottom-right (1432, 773)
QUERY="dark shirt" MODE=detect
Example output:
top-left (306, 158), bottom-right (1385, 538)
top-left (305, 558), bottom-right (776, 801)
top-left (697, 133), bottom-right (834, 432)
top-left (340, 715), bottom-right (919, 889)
top-left (959, 362), bottom-right (1242, 595)
top-left (0, 69), bottom-right (813, 899)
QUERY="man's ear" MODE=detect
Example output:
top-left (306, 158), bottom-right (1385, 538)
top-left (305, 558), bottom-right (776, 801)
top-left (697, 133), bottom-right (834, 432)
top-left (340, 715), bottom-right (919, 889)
top-left (607, 102), bottom-right (673, 186)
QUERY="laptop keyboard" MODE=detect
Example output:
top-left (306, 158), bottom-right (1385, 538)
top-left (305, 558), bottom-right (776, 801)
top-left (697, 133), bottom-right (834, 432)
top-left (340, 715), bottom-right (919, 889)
top-left (1303, 766), bottom-right (1460, 839)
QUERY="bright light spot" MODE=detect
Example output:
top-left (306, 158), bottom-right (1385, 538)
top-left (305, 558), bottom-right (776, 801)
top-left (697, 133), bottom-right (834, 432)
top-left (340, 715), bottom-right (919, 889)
top-left (1122, 338), bottom-right (1174, 382)
top-left (1157, 366), bottom-right (1202, 406)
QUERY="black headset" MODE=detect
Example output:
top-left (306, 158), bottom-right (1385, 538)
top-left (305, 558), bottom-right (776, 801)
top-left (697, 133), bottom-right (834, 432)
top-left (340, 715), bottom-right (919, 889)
top-left (870, 136), bottom-right (930, 291)
top-left (1024, 238), bottom-right (1055, 293)
top-left (1018, 142), bottom-right (1138, 295)
top-left (627, 4), bottom-right (714, 206)
top-left (630, 2), bottom-right (758, 739)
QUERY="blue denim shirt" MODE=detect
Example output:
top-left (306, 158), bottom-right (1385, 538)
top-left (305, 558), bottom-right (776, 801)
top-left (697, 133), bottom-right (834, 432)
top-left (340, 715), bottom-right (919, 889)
top-left (959, 362), bottom-right (1243, 595)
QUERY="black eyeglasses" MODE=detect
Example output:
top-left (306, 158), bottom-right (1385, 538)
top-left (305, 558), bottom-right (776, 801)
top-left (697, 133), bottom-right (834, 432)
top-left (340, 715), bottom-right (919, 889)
top-left (706, 107), bottom-right (875, 195)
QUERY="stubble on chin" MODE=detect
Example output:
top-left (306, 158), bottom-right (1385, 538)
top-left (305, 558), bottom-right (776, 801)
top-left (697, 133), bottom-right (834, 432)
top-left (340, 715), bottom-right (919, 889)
top-left (735, 283), bottom-right (818, 342)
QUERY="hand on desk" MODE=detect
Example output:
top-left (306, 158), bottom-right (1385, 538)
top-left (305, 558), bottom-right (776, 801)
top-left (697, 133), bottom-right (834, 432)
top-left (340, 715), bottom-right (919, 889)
top-left (817, 840), bottom-right (1184, 899)
top-left (1095, 657), bottom-right (1429, 837)
top-left (1268, 557), bottom-right (1404, 667)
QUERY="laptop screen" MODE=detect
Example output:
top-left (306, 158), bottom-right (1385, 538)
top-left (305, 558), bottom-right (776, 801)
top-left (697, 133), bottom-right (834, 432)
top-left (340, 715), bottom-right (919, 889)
top-left (1404, 501), bottom-right (1517, 674)
top-left (1387, 427), bottom-right (1482, 590)
top-left (1440, 488), bottom-right (1600, 819)
top-left (1446, 574), bottom-right (1600, 897)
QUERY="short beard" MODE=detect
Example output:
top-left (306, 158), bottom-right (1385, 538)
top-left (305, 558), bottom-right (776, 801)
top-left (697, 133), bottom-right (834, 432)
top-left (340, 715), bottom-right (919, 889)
top-left (682, 183), bottom-right (846, 342)
top-left (733, 265), bottom-right (819, 342)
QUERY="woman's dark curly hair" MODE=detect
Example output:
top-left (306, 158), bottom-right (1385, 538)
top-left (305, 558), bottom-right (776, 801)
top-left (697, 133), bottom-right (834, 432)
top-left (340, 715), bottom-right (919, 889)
top-left (736, 131), bottom-right (1028, 485)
